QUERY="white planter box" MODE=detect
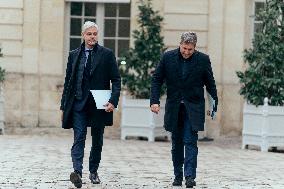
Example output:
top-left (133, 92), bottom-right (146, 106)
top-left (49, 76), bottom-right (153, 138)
top-left (242, 98), bottom-right (284, 152)
top-left (120, 95), bottom-right (169, 142)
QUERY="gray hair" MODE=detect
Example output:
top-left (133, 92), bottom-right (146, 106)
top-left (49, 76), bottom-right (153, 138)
top-left (180, 32), bottom-right (197, 45)
top-left (82, 21), bottom-right (99, 33)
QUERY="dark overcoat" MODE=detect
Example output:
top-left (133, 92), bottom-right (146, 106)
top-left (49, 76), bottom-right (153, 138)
top-left (60, 43), bottom-right (121, 129)
top-left (150, 48), bottom-right (218, 132)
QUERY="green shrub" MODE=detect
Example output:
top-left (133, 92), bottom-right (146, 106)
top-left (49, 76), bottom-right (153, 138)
top-left (120, 0), bottom-right (165, 99)
top-left (236, 0), bottom-right (284, 106)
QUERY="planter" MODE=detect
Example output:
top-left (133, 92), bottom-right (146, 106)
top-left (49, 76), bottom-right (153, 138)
top-left (242, 98), bottom-right (284, 152)
top-left (120, 95), bottom-right (169, 142)
top-left (0, 86), bottom-right (4, 135)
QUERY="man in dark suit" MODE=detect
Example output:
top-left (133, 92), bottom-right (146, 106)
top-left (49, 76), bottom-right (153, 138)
top-left (150, 32), bottom-right (218, 188)
top-left (60, 21), bottom-right (121, 188)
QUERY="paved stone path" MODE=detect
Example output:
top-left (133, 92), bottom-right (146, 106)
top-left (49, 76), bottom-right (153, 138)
top-left (0, 133), bottom-right (283, 189)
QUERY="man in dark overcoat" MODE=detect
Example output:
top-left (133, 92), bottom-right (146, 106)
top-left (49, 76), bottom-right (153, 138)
top-left (150, 32), bottom-right (218, 188)
top-left (60, 21), bottom-right (121, 188)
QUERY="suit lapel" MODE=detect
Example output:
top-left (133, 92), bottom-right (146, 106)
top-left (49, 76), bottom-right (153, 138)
top-left (90, 44), bottom-right (103, 76)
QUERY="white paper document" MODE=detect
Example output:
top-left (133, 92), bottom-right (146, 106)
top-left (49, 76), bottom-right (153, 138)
top-left (206, 92), bottom-right (216, 120)
top-left (90, 90), bottom-right (111, 109)
top-left (207, 92), bottom-right (215, 111)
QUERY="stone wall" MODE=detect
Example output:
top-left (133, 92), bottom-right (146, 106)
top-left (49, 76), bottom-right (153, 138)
top-left (0, 0), bottom-right (253, 137)
top-left (0, 0), bottom-right (24, 130)
top-left (0, 0), bottom-right (65, 132)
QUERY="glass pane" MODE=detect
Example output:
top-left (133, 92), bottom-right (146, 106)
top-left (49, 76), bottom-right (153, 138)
top-left (118, 19), bottom-right (130, 37)
top-left (119, 4), bottom-right (130, 17)
top-left (105, 3), bottom-right (117, 17)
top-left (84, 18), bottom-right (96, 24)
top-left (71, 18), bottom-right (82, 36)
top-left (254, 23), bottom-right (263, 34)
top-left (104, 39), bottom-right (115, 53)
top-left (70, 38), bottom-right (81, 51)
top-left (118, 40), bottom-right (129, 57)
top-left (71, 2), bottom-right (82, 16)
top-left (255, 2), bottom-right (265, 14)
top-left (255, 2), bottom-right (264, 21)
top-left (85, 3), bottom-right (96, 16)
top-left (104, 19), bottom-right (116, 37)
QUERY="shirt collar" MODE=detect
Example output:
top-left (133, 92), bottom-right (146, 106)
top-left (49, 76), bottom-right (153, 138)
top-left (84, 42), bottom-right (98, 52)
top-left (85, 47), bottom-right (93, 52)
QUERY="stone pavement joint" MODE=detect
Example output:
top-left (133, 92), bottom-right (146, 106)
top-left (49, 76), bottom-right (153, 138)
top-left (0, 134), bottom-right (284, 189)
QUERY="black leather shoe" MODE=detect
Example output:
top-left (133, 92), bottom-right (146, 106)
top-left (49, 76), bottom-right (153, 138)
top-left (185, 176), bottom-right (196, 188)
top-left (172, 177), bottom-right (183, 186)
top-left (89, 172), bottom-right (101, 184)
top-left (70, 171), bottom-right (82, 188)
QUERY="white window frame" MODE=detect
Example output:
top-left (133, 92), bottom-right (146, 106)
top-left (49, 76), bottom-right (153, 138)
top-left (251, 0), bottom-right (265, 40)
top-left (103, 4), bottom-right (131, 58)
top-left (70, 3), bottom-right (97, 42)
top-left (65, 1), bottom-right (130, 59)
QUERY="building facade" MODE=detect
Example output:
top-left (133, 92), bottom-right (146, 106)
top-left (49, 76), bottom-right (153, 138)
top-left (0, 0), bottom-right (264, 137)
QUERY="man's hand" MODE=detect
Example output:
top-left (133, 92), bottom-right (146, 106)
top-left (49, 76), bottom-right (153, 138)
top-left (150, 104), bottom-right (160, 114)
top-left (206, 110), bottom-right (211, 116)
top-left (207, 109), bottom-right (216, 120)
top-left (104, 102), bottom-right (115, 112)
top-left (61, 110), bottom-right (63, 121)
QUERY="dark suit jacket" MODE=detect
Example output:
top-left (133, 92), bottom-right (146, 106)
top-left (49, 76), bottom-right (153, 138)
top-left (60, 43), bottom-right (121, 129)
top-left (151, 48), bottom-right (218, 132)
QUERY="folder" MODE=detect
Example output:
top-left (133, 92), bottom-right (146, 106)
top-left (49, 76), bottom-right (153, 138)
top-left (90, 90), bottom-right (111, 109)
top-left (206, 92), bottom-right (216, 120)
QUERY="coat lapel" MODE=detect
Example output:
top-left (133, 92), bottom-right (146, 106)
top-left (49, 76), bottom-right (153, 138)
top-left (174, 49), bottom-right (183, 80)
top-left (71, 48), bottom-right (81, 79)
top-left (183, 51), bottom-right (198, 80)
top-left (90, 44), bottom-right (103, 76)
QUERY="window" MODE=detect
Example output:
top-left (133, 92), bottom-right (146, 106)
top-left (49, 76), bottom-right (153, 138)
top-left (70, 2), bottom-right (96, 51)
top-left (253, 1), bottom-right (265, 35)
top-left (68, 2), bottom-right (131, 59)
top-left (103, 3), bottom-right (130, 58)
